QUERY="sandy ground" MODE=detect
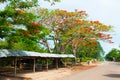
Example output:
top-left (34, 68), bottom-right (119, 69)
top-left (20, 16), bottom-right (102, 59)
top-left (18, 63), bottom-right (97, 80)
top-left (0, 63), bottom-right (97, 80)
top-left (18, 68), bottom-right (72, 80)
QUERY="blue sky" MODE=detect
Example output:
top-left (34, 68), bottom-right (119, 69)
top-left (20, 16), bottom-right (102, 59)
top-left (40, 0), bottom-right (120, 54)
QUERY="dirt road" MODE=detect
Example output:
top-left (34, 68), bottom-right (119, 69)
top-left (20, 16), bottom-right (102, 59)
top-left (61, 62), bottom-right (120, 80)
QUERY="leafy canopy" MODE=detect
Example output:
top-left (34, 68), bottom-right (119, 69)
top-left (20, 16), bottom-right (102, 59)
top-left (0, 0), bottom-right (51, 52)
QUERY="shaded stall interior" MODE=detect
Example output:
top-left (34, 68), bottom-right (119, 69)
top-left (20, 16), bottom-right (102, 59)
top-left (0, 49), bottom-right (75, 76)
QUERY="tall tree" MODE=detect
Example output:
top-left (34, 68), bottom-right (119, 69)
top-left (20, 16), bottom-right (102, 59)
top-left (32, 8), bottom-right (112, 56)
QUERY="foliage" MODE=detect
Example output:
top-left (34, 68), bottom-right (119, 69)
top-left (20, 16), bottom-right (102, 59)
top-left (81, 57), bottom-right (93, 62)
top-left (0, 40), bottom-right (8, 48)
top-left (63, 41), bottom-right (104, 61)
top-left (105, 48), bottom-right (120, 61)
top-left (32, 8), bottom-right (112, 57)
top-left (0, 0), bottom-right (50, 52)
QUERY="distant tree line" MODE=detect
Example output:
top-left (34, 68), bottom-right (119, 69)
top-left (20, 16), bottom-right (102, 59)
top-left (105, 48), bottom-right (120, 61)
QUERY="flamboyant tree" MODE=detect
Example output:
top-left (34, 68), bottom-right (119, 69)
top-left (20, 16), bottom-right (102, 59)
top-left (31, 8), bottom-right (113, 56)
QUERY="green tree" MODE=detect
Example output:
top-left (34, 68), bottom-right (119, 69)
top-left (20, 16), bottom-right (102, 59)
top-left (106, 48), bottom-right (120, 61)
top-left (0, 0), bottom-right (51, 52)
top-left (63, 41), bottom-right (104, 61)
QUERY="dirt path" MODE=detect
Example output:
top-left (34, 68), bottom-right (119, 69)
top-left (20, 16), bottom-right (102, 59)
top-left (61, 62), bottom-right (120, 80)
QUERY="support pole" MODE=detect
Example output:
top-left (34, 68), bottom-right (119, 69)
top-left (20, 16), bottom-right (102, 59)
top-left (64, 59), bottom-right (67, 67)
top-left (33, 58), bottom-right (36, 73)
top-left (46, 58), bottom-right (48, 71)
top-left (56, 58), bottom-right (58, 69)
top-left (14, 57), bottom-right (17, 76)
top-left (19, 58), bottom-right (22, 69)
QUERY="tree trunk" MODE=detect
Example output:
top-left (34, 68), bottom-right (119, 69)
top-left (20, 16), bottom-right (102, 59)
top-left (45, 40), bottom-right (52, 53)
top-left (53, 36), bottom-right (60, 53)
top-left (42, 39), bottom-right (52, 53)
top-left (72, 46), bottom-right (77, 65)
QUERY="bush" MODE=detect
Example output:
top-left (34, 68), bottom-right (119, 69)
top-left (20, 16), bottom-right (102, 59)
top-left (82, 57), bottom-right (93, 62)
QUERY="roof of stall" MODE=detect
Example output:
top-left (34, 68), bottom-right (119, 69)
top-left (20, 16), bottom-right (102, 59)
top-left (0, 49), bottom-right (75, 58)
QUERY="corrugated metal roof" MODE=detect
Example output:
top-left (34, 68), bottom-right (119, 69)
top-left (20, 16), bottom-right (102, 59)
top-left (0, 49), bottom-right (75, 58)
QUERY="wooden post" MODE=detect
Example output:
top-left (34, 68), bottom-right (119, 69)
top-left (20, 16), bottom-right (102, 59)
top-left (46, 58), bottom-right (48, 71)
top-left (33, 58), bottom-right (36, 73)
top-left (19, 58), bottom-right (22, 69)
top-left (14, 57), bottom-right (17, 76)
top-left (56, 58), bottom-right (58, 69)
top-left (12, 59), bottom-right (14, 66)
top-left (64, 58), bottom-right (67, 67)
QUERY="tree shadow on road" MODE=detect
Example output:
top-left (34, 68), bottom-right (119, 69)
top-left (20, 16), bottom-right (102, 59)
top-left (104, 74), bottom-right (120, 78)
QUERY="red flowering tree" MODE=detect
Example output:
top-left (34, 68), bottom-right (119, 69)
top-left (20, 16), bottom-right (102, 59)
top-left (31, 8), bottom-right (113, 62)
